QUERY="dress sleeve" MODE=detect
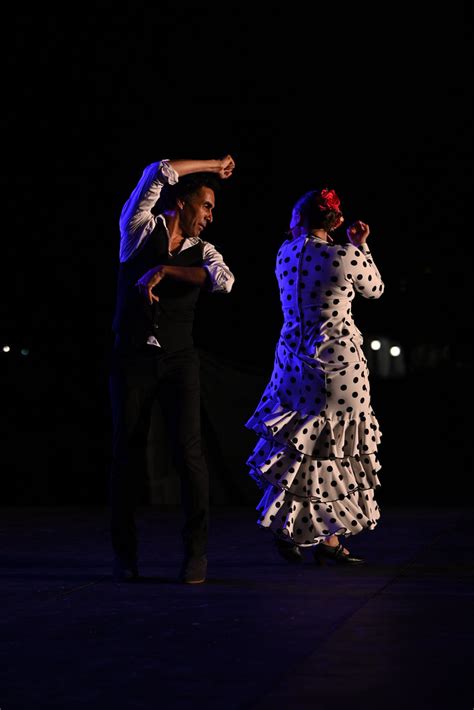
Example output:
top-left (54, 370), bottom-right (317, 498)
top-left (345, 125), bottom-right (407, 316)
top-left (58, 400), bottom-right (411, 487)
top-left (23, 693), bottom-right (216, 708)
top-left (342, 243), bottom-right (384, 299)
top-left (118, 159), bottom-right (179, 262)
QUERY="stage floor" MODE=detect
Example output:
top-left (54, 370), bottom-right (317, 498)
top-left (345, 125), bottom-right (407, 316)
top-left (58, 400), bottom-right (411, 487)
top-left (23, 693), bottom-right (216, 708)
top-left (1, 505), bottom-right (472, 709)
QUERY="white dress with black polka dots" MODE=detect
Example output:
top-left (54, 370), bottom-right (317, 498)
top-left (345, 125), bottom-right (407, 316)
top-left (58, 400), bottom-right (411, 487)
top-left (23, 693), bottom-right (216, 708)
top-left (246, 235), bottom-right (385, 546)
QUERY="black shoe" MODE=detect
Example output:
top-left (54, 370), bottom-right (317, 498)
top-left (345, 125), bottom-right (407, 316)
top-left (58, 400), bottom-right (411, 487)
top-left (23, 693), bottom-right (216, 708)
top-left (113, 558), bottom-right (140, 582)
top-left (313, 542), bottom-right (365, 565)
top-left (275, 537), bottom-right (304, 563)
top-left (180, 555), bottom-right (207, 584)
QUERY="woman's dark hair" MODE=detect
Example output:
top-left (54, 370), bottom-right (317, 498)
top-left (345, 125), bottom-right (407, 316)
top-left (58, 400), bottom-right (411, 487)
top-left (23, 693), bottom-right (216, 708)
top-left (293, 189), bottom-right (342, 232)
top-left (158, 172), bottom-right (221, 211)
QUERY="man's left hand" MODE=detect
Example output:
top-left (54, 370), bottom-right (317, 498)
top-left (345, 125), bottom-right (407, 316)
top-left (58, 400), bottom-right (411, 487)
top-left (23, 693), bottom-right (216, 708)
top-left (136, 265), bottom-right (166, 304)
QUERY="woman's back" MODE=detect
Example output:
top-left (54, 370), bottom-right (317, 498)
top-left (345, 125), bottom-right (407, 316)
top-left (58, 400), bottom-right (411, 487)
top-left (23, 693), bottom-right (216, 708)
top-left (276, 235), bottom-right (384, 360)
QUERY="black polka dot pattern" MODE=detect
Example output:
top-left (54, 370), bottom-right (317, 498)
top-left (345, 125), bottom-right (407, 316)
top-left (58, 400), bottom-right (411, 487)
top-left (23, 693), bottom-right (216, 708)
top-left (246, 235), bottom-right (385, 546)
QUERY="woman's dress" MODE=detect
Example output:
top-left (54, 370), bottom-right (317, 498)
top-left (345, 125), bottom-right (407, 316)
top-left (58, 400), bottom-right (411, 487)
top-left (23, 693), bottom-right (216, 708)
top-left (246, 235), bottom-right (385, 545)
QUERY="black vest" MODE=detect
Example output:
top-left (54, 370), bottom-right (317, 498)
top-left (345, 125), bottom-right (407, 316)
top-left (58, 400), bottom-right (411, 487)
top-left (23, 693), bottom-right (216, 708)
top-left (112, 220), bottom-right (204, 353)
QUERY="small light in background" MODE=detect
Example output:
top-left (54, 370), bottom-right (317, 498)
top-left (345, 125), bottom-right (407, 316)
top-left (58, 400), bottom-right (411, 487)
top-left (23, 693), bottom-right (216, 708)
top-left (20, 348), bottom-right (30, 356)
top-left (3, 345), bottom-right (11, 353)
top-left (364, 336), bottom-right (406, 377)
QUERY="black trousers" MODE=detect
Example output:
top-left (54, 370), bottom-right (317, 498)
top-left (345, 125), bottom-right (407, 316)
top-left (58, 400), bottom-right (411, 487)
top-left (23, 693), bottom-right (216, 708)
top-left (109, 345), bottom-right (209, 564)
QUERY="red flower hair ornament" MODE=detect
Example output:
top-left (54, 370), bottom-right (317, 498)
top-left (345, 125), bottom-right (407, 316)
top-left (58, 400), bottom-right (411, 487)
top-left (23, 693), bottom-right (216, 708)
top-left (318, 188), bottom-right (341, 212)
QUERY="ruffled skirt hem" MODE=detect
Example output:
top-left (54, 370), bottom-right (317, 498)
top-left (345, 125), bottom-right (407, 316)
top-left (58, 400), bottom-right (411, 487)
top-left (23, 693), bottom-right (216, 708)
top-left (255, 480), bottom-right (380, 546)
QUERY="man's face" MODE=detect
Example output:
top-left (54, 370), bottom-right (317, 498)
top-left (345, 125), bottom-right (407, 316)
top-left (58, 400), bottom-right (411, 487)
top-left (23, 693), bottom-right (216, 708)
top-left (179, 187), bottom-right (215, 239)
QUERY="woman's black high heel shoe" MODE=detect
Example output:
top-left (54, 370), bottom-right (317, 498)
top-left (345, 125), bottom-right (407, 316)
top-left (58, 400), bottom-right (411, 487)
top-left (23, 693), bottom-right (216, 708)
top-left (313, 542), bottom-right (365, 565)
top-left (274, 537), bottom-right (304, 563)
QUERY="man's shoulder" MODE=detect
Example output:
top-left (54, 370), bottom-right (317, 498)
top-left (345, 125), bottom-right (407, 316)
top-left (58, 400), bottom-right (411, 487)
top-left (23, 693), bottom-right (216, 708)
top-left (195, 238), bottom-right (221, 253)
top-left (185, 236), bottom-right (205, 250)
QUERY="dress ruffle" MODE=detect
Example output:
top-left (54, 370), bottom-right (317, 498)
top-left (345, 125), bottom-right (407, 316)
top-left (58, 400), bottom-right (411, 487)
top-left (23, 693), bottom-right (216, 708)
top-left (246, 395), bottom-right (382, 459)
top-left (255, 484), bottom-right (380, 546)
top-left (247, 439), bottom-right (381, 500)
top-left (245, 397), bottom-right (382, 546)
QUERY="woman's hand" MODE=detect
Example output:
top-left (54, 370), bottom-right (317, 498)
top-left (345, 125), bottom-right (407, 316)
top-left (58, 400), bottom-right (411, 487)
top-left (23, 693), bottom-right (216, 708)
top-left (136, 265), bottom-right (166, 304)
top-left (347, 220), bottom-right (370, 246)
top-left (217, 155), bottom-right (235, 179)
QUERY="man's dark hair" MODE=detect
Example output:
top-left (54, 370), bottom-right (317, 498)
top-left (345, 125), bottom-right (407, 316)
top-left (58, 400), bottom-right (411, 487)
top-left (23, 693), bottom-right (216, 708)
top-left (158, 172), bottom-right (221, 211)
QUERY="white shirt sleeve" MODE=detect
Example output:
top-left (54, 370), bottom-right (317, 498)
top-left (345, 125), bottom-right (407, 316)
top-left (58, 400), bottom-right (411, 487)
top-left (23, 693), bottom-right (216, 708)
top-left (118, 160), bottom-right (179, 262)
top-left (202, 241), bottom-right (235, 293)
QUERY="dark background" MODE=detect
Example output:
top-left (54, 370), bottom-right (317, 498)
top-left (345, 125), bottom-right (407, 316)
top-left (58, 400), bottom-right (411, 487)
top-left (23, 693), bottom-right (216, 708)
top-left (1, 5), bottom-right (472, 507)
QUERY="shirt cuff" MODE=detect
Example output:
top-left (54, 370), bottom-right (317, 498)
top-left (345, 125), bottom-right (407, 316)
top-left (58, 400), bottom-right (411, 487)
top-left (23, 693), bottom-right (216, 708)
top-left (159, 159), bottom-right (179, 185)
top-left (203, 264), bottom-right (234, 293)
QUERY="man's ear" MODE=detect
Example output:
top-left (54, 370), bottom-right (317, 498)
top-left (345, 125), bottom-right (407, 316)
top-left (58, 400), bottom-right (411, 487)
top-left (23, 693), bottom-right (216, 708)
top-left (176, 198), bottom-right (185, 210)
